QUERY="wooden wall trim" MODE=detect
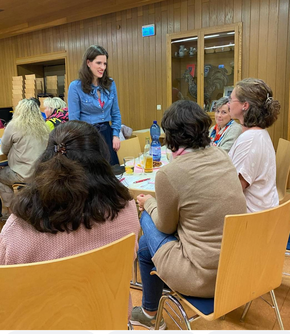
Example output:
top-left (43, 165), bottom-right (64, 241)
top-left (16, 51), bottom-right (67, 65)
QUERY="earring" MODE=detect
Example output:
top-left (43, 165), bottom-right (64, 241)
top-left (242, 108), bottom-right (245, 111)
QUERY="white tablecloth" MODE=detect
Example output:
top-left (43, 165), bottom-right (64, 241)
top-left (120, 146), bottom-right (170, 199)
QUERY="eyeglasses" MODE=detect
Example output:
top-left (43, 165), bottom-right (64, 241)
top-left (228, 97), bottom-right (240, 103)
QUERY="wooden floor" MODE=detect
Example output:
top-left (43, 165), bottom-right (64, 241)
top-left (131, 255), bottom-right (290, 330)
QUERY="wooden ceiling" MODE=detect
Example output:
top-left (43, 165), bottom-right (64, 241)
top-left (0, 0), bottom-right (165, 40)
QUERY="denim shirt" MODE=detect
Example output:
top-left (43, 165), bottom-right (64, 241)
top-left (68, 79), bottom-right (121, 137)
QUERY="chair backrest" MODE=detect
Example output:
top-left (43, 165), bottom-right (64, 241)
top-left (0, 128), bottom-right (4, 137)
top-left (276, 138), bottom-right (290, 202)
top-left (214, 201), bottom-right (290, 319)
top-left (0, 233), bottom-right (135, 330)
top-left (117, 136), bottom-right (141, 164)
top-left (133, 130), bottom-right (150, 151)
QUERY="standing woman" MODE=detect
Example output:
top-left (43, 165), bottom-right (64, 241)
top-left (228, 78), bottom-right (280, 212)
top-left (68, 45), bottom-right (121, 165)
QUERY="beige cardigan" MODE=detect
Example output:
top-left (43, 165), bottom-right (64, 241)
top-left (1, 121), bottom-right (48, 180)
top-left (144, 146), bottom-right (246, 297)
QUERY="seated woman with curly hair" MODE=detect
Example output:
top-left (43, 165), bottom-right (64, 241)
top-left (0, 120), bottom-right (139, 262)
top-left (0, 120), bottom-right (140, 316)
top-left (228, 78), bottom-right (280, 212)
top-left (130, 100), bottom-right (246, 330)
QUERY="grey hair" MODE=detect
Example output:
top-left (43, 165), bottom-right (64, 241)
top-left (215, 96), bottom-right (229, 111)
top-left (43, 97), bottom-right (66, 110)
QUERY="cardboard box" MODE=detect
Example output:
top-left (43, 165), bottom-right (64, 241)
top-left (25, 74), bottom-right (36, 79)
top-left (12, 82), bottom-right (23, 89)
top-left (46, 75), bottom-right (57, 80)
top-left (25, 83), bottom-right (36, 89)
top-left (12, 89), bottom-right (23, 95)
top-left (12, 76), bottom-right (23, 82)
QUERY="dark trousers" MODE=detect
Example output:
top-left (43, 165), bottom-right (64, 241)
top-left (93, 122), bottom-right (119, 166)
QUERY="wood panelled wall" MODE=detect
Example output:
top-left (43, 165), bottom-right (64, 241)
top-left (0, 0), bottom-right (289, 148)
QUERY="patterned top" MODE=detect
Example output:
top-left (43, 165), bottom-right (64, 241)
top-left (210, 119), bottom-right (234, 146)
top-left (209, 121), bottom-right (242, 153)
top-left (0, 199), bottom-right (140, 317)
top-left (46, 107), bottom-right (69, 131)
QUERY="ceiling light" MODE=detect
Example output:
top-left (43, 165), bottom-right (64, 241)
top-left (204, 34), bottom-right (220, 39)
top-left (171, 37), bottom-right (198, 44)
top-left (204, 43), bottom-right (235, 50)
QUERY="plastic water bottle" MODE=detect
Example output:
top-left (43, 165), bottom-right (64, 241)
top-left (150, 120), bottom-right (161, 161)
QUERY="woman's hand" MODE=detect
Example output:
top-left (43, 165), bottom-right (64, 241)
top-left (113, 136), bottom-right (121, 151)
top-left (136, 194), bottom-right (152, 211)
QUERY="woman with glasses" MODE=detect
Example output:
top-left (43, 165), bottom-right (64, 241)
top-left (209, 96), bottom-right (242, 152)
top-left (228, 78), bottom-right (280, 212)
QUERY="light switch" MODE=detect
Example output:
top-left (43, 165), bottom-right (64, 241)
top-left (157, 105), bottom-right (162, 110)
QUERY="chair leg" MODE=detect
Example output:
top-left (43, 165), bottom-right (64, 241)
top-left (132, 258), bottom-right (137, 284)
top-left (155, 294), bottom-right (191, 330)
top-left (128, 320), bottom-right (133, 330)
top-left (240, 301), bottom-right (252, 322)
top-left (270, 290), bottom-right (284, 330)
top-left (155, 295), bottom-right (168, 330)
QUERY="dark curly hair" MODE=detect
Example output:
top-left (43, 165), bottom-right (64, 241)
top-left (11, 121), bottom-right (132, 234)
top-left (161, 100), bottom-right (212, 151)
top-left (235, 78), bottom-right (280, 128)
top-left (79, 45), bottom-right (112, 94)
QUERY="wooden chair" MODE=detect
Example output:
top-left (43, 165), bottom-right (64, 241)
top-left (117, 136), bottom-right (141, 165)
top-left (0, 233), bottom-right (135, 330)
top-left (276, 138), bottom-right (290, 204)
top-left (0, 128), bottom-right (4, 138)
top-left (154, 201), bottom-right (290, 330)
top-left (132, 130), bottom-right (150, 151)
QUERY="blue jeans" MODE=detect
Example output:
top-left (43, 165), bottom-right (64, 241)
top-left (138, 211), bottom-right (177, 311)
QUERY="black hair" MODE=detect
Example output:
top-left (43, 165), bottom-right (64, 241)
top-left (29, 97), bottom-right (41, 107)
top-left (161, 100), bottom-right (211, 151)
top-left (79, 45), bottom-right (112, 94)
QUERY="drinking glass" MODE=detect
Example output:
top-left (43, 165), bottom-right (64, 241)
top-left (123, 156), bottom-right (135, 175)
top-left (137, 153), bottom-right (145, 175)
top-left (144, 154), bottom-right (153, 173)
